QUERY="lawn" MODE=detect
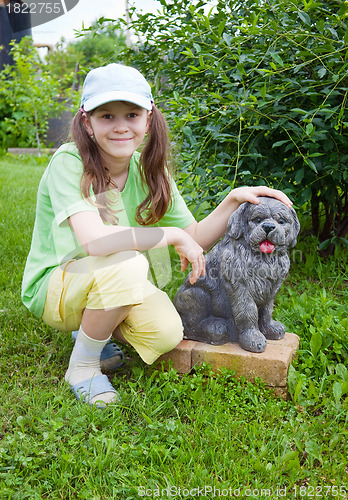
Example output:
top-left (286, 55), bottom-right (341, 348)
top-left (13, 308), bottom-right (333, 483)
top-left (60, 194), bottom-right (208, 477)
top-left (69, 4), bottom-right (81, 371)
top-left (0, 154), bottom-right (347, 499)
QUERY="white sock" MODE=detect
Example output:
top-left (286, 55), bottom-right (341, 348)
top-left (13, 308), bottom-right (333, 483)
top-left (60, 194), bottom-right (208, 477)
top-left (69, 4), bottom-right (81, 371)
top-left (65, 327), bottom-right (117, 405)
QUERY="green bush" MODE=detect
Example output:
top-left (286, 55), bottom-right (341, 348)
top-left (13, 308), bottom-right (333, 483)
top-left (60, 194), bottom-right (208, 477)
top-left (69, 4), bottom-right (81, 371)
top-left (110, 0), bottom-right (348, 253)
top-left (0, 38), bottom-right (73, 149)
top-left (45, 19), bottom-right (128, 91)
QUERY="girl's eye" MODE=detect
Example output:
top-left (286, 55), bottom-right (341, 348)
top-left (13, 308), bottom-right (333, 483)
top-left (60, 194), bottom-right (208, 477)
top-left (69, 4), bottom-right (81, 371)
top-left (128, 113), bottom-right (138, 118)
top-left (103, 114), bottom-right (113, 119)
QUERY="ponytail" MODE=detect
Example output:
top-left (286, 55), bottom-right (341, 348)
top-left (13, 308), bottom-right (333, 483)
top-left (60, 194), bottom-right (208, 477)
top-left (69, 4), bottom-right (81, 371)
top-left (136, 105), bottom-right (173, 225)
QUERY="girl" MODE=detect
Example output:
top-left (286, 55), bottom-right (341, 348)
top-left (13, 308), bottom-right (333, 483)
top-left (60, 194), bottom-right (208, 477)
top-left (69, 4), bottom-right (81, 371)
top-left (22, 63), bottom-right (292, 408)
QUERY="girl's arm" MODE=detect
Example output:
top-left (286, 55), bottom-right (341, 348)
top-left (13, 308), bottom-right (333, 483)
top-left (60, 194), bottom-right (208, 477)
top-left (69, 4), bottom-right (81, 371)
top-left (68, 211), bottom-right (205, 284)
top-left (183, 186), bottom-right (293, 251)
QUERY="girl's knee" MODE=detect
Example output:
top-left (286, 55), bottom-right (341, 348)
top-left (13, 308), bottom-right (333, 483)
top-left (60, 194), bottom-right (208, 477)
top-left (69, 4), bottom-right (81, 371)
top-left (121, 303), bottom-right (184, 364)
top-left (154, 309), bottom-right (184, 355)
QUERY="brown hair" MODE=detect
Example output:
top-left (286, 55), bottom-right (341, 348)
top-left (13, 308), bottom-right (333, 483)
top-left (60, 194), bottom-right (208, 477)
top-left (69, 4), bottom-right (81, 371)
top-left (70, 105), bottom-right (173, 225)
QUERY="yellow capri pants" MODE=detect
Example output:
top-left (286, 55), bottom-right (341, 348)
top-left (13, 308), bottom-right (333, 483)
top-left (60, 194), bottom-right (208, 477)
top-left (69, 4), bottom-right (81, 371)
top-left (42, 251), bottom-right (183, 364)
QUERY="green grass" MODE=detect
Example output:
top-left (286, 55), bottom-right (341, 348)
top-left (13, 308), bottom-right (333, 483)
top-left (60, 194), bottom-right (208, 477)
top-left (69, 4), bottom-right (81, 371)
top-left (0, 154), bottom-right (347, 499)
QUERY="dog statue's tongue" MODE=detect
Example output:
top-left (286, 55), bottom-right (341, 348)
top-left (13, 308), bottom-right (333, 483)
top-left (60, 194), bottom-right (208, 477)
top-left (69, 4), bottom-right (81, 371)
top-left (260, 240), bottom-right (275, 254)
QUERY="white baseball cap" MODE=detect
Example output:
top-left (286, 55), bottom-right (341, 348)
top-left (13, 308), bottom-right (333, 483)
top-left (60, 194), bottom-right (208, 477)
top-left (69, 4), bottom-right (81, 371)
top-left (81, 63), bottom-right (154, 112)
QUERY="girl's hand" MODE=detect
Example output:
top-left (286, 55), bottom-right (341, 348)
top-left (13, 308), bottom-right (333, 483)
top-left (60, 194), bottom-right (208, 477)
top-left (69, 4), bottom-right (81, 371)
top-left (173, 229), bottom-right (205, 285)
top-left (229, 186), bottom-right (293, 209)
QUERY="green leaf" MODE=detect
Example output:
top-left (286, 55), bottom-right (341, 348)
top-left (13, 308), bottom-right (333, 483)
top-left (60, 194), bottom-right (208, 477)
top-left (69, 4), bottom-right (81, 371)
top-left (218, 20), bottom-right (226, 36)
top-left (287, 364), bottom-right (297, 398)
top-left (329, 434), bottom-right (342, 449)
top-left (304, 157), bottom-right (318, 173)
top-left (306, 122), bottom-right (314, 135)
top-left (182, 126), bottom-right (197, 145)
top-left (192, 385), bottom-right (203, 403)
top-left (341, 382), bottom-right (348, 395)
top-left (282, 450), bottom-right (298, 463)
top-left (294, 436), bottom-right (304, 453)
top-left (336, 363), bottom-right (348, 381)
top-left (166, 419), bottom-right (177, 432)
top-left (319, 351), bottom-right (328, 369)
top-left (308, 152), bottom-right (324, 157)
top-left (295, 168), bottom-right (305, 184)
top-left (272, 140), bottom-right (289, 148)
top-left (291, 108), bottom-right (308, 114)
top-left (333, 382), bottom-right (342, 404)
top-left (141, 412), bottom-right (153, 425)
top-left (298, 11), bottom-right (311, 25)
top-left (16, 416), bottom-right (25, 430)
top-left (270, 52), bottom-right (284, 67)
top-left (308, 379), bottom-right (318, 400)
top-left (195, 166), bottom-right (207, 177)
top-left (305, 440), bottom-right (322, 462)
top-left (294, 378), bottom-right (303, 403)
top-left (223, 33), bottom-right (232, 46)
top-left (260, 83), bottom-right (266, 99)
top-left (318, 67), bottom-right (327, 79)
top-left (318, 239), bottom-right (331, 250)
top-left (310, 329), bottom-right (322, 357)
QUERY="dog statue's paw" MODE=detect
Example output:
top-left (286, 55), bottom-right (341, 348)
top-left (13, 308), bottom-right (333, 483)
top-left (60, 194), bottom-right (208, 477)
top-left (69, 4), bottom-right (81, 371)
top-left (261, 320), bottom-right (286, 340)
top-left (238, 329), bottom-right (267, 353)
top-left (199, 318), bottom-right (230, 345)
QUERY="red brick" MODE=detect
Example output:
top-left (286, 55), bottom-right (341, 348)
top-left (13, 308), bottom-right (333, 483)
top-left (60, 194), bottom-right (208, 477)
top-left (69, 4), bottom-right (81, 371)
top-left (191, 333), bottom-right (299, 387)
top-left (155, 340), bottom-right (197, 373)
top-left (153, 333), bottom-right (300, 394)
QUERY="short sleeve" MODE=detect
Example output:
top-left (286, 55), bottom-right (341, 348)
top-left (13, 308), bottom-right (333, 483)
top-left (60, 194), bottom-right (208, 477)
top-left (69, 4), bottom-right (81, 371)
top-left (159, 176), bottom-right (195, 228)
top-left (45, 147), bottom-right (98, 226)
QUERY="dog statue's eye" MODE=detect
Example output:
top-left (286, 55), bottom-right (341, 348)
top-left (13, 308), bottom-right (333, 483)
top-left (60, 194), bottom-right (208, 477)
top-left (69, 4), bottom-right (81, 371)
top-left (252, 217), bottom-right (262, 224)
top-left (278, 218), bottom-right (286, 224)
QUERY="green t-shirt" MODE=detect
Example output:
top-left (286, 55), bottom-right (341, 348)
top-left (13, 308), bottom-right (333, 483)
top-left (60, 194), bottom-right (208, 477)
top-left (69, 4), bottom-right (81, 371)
top-left (21, 143), bottom-right (195, 318)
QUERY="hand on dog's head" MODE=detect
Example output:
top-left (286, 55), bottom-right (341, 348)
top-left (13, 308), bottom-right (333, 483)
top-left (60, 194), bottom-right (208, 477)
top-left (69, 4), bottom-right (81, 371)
top-left (226, 196), bottom-right (300, 254)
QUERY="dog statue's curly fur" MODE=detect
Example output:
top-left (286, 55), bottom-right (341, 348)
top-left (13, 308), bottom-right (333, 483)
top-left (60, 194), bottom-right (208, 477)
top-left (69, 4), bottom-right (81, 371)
top-left (174, 197), bottom-right (300, 353)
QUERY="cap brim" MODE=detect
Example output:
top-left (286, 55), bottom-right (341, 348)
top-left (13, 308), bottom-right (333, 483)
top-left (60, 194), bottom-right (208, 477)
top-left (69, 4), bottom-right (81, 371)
top-left (83, 90), bottom-right (152, 112)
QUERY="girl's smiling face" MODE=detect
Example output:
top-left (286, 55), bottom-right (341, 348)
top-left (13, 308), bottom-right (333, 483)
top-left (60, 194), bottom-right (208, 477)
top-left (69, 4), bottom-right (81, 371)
top-left (83, 100), bottom-right (151, 169)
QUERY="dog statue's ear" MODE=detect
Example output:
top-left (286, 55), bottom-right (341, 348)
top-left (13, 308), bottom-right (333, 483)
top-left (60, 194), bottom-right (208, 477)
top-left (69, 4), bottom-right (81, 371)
top-left (226, 202), bottom-right (249, 240)
top-left (289, 207), bottom-right (301, 248)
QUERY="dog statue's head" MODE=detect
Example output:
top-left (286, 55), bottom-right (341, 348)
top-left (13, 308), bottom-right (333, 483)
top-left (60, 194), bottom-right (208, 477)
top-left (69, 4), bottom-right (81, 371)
top-left (226, 197), bottom-right (300, 254)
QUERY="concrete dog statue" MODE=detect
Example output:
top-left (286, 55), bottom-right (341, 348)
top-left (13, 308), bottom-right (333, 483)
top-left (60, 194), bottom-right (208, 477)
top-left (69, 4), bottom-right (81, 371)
top-left (174, 197), bottom-right (300, 353)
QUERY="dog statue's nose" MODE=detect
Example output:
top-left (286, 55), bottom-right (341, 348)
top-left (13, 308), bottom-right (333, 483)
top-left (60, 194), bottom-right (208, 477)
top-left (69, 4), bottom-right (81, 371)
top-left (262, 222), bottom-right (276, 235)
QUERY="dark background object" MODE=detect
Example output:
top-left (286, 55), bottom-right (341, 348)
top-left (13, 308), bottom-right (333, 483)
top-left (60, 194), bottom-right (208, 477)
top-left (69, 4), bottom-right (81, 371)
top-left (0, 1), bottom-right (32, 69)
top-left (45, 104), bottom-right (73, 148)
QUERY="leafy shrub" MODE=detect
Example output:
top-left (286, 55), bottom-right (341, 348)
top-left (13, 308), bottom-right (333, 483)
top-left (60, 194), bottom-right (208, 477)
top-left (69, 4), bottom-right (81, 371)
top-left (108, 0), bottom-right (348, 253)
top-left (0, 38), bottom-right (72, 149)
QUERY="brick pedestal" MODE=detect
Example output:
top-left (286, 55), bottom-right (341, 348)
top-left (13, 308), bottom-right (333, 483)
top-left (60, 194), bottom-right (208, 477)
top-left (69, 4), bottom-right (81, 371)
top-left (155, 332), bottom-right (299, 397)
